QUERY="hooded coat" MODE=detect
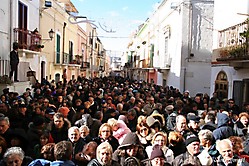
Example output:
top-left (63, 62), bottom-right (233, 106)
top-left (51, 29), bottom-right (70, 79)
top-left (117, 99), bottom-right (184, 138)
top-left (212, 113), bottom-right (233, 141)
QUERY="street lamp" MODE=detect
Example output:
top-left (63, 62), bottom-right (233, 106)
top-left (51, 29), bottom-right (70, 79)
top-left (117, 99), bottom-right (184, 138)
top-left (48, 29), bottom-right (55, 40)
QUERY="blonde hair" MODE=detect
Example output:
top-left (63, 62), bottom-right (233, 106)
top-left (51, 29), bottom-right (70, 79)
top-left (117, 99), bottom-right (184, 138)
top-left (151, 132), bottom-right (167, 145)
top-left (96, 142), bottom-right (112, 165)
top-left (107, 118), bottom-right (118, 127)
top-left (99, 123), bottom-right (113, 136)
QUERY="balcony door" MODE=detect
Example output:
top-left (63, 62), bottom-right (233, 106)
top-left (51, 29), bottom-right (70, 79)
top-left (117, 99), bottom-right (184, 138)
top-left (18, 1), bottom-right (28, 46)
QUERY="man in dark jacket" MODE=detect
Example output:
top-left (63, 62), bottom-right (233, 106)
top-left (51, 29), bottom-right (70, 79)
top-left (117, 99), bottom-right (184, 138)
top-left (213, 113), bottom-right (234, 141)
top-left (9, 42), bottom-right (19, 82)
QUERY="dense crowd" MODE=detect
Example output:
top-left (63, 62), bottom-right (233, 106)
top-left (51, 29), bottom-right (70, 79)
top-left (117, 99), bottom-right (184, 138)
top-left (0, 76), bottom-right (249, 166)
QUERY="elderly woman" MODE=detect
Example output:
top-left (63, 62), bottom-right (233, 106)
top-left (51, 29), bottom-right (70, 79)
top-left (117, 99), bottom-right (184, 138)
top-left (145, 132), bottom-right (174, 164)
top-left (1, 147), bottom-right (32, 166)
top-left (87, 142), bottom-right (120, 166)
top-left (92, 123), bottom-right (119, 151)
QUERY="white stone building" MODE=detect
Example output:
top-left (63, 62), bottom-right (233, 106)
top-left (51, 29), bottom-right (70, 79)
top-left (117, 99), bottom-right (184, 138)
top-left (211, 0), bottom-right (249, 107)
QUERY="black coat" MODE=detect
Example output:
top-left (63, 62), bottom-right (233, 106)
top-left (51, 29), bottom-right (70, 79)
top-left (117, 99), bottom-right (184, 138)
top-left (10, 50), bottom-right (19, 66)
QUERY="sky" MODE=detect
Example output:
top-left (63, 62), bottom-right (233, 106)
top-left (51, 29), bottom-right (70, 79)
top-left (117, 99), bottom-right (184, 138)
top-left (71, 0), bottom-right (161, 56)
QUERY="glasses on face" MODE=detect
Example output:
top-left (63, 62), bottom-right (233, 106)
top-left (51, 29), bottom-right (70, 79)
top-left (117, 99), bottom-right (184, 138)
top-left (140, 128), bottom-right (148, 133)
top-left (228, 102), bottom-right (234, 104)
top-left (154, 139), bottom-right (165, 143)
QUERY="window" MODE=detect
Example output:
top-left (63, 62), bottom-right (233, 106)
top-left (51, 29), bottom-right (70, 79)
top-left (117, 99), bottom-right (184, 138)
top-left (69, 41), bottom-right (73, 63)
top-left (215, 71), bottom-right (228, 99)
top-left (56, 34), bottom-right (61, 64)
top-left (18, 1), bottom-right (28, 46)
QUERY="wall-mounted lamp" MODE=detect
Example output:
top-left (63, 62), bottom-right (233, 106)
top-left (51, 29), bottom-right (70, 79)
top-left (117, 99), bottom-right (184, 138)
top-left (42, 29), bottom-right (55, 41)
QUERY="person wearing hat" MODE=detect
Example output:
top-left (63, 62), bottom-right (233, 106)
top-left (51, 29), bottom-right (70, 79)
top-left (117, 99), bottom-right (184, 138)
top-left (187, 113), bottom-right (200, 136)
top-left (165, 105), bottom-right (177, 131)
top-left (112, 132), bottom-right (146, 166)
top-left (142, 144), bottom-right (170, 166)
top-left (213, 113), bottom-right (233, 141)
top-left (172, 134), bottom-right (202, 166)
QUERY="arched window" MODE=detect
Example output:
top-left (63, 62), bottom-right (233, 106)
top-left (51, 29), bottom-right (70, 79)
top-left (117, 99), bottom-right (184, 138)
top-left (215, 71), bottom-right (228, 99)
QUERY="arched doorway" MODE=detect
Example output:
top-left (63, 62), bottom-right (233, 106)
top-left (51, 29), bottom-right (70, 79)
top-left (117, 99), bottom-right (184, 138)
top-left (215, 71), bottom-right (228, 99)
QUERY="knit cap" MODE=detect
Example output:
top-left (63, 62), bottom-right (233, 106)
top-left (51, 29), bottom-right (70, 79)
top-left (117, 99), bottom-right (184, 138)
top-left (185, 134), bottom-right (200, 146)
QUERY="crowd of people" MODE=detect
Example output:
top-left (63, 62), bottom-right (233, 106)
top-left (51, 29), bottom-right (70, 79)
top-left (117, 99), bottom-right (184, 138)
top-left (0, 76), bottom-right (248, 166)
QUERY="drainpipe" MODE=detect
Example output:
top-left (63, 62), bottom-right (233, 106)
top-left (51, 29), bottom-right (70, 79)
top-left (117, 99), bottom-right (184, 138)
top-left (62, 22), bottom-right (66, 63)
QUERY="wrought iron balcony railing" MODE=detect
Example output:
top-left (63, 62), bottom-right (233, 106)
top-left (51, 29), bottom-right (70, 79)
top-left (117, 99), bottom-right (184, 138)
top-left (13, 28), bottom-right (42, 52)
top-left (216, 19), bottom-right (249, 61)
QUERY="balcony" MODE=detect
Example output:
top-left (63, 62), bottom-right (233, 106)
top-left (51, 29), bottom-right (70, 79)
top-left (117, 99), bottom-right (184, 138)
top-left (14, 28), bottom-right (42, 52)
top-left (215, 19), bottom-right (249, 63)
top-left (62, 53), bottom-right (81, 67)
top-left (81, 62), bottom-right (90, 69)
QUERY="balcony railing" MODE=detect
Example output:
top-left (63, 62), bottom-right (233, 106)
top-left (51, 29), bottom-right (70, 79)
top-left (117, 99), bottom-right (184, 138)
top-left (13, 28), bottom-right (42, 52)
top-left (81, 62), bottom-right (90, 68)
top-left (216, 20), bottom-right (249, 61)
top-left (62, 53), bottom-right (81, 65)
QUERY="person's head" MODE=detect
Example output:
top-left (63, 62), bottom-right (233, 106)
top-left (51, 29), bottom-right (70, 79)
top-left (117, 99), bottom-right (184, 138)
top-left (216, 139), bottom-right (233, 163)
top-left (3, 147), bottom-right (24, 166)
top-left (205, 112), bottom-right (216, 123)
top-left (149, 96), bottom-right (155, 105)
top-left (0, 136), bottom-right (7, 156)
top-left (13, 42), bottom-right (18, 51)
top-left (187, 114), bottom-right (200, 131)
top-left (54, 141), bottom-right (73, 161)
top-left (228, 99), bottom-right (235, 108)
top-left (150, 145), bottom-right (165, 166)
top-left (0, 116), bottom-right (10, 135)
top-left (185, 134), bottom-right (200, 156)
top-left (58, 107), bottom-right (69, 118)
top-left (151, 132), bottom-right (167, 147)
top-left (168, 131), bottom-right (183, 146)
top-left (68, 126), bottom-right (80, 143)
top-left (107, 118), bottom-right (118, 131)
top-left (136, 119), bottom-right (150, 138)
top-left (40, 132), bottom-right (49, 146)
top-left (99, 123), bottom-right (113, 140)
top-left (229, 136), bottom-right (244, 154)
top-left (239, 112), bottom-right (249, 127)
top-left (41, 143), bottom-right (55, 161)
top-left (79, 125), bottom-right (90, 138)
top-left (176, 115), bottom-right (187, 132)
top-left (198, 129), bottom-right (213, 147)
top-left (57, 95), bottom-right (63, 103)
top-left (116, 103), bottom-right (123, 112)
top-left (82, 141), bottom-right (98, 161)
top-left (53, 113), bottom-right (65, 129)
top-left (127, 108), bottom-right (137, 121)
top-left (96, 142), bottom-right (113, 165)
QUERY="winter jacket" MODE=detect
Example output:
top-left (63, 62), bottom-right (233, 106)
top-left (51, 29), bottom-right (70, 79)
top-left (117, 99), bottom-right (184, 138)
top-left (113, 120), bottom-right (131, 144)
top-left (213, 113), bottom-right (233, 141)
top-left (172, 151), bottom-right (202, 166)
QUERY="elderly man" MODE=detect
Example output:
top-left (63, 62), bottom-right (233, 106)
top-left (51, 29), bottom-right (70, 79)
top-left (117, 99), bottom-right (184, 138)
top-left (174, 115), bottom-right (189, 138)
top-left (68, 126), bottom-right (86, 164)
top-left (173, 134), bottom-right (202, 166)
top-left (216, 139), bottom-right (249, 166)
top-left (87, 142), bottom-right (120, 166)
top-left (198, 129), bottom-right (219, 161)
